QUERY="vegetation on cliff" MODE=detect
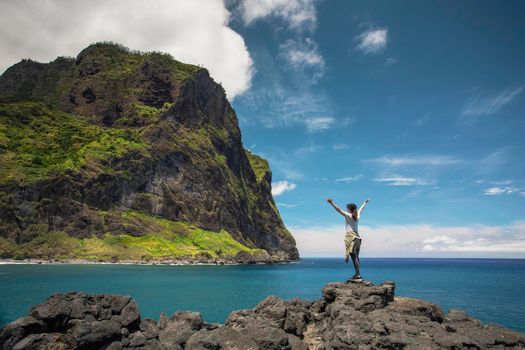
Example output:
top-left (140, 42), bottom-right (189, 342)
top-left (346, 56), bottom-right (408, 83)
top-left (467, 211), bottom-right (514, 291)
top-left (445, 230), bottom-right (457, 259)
top-left (0, 210), bottom-right (265, 262)
top-left (0, 42), bottom-right (298, 262)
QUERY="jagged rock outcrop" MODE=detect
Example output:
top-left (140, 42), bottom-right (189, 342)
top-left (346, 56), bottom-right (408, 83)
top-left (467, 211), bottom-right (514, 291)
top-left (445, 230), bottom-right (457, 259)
top-left (2, 280), bottom-right (524, 349)
top-left (0, 42), bottom-right (298, 262)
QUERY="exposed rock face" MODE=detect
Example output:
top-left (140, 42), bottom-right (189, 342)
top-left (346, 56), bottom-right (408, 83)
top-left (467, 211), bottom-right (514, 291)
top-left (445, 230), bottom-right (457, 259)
top-left (2, 281), bottom-right (524, 349)
top-left (0, 42), bottom-right (298, 261)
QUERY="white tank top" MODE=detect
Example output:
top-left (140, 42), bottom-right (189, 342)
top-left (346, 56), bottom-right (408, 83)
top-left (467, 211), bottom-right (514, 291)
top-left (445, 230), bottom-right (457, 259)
top-left (344, 212), bottom-right (359, 235)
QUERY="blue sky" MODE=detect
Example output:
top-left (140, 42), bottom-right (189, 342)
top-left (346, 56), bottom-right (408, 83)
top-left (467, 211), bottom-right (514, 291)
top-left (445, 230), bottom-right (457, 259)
top-left (226, 0), bottom-right (525, 257)
top-left (1, 0), bottom-right (524, 257)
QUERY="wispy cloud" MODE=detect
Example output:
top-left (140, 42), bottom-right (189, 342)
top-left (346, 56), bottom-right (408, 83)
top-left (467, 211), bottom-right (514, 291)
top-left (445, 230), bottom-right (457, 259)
top-left (475, 179), bottom-right (513, 186)
top-left (236, 68), bottom-right (337, 132)
top-left (374, 176), bottom-right (431, 186)
top-left (279, 38), bottom-right (324, 67)
top-left (354, 27), bottom-right (388, 54)
top-left (368, 155), bottom-right (460, 166)
top-left (421, 235), bottom-right (457, 245)
top-left (384, 57), bottom-right (397, 66)
top-left (476, 147), bottom-right (513, 174)
top-left (272, 180), bottom-right (297, 196)
top-left (333, 144), bottom-right (350, 150)
top-left (277, 202), bottom-right (298, 208)
top-left (294, 144), bottom-right (321, 156)
top-left (232, 2), bottom-right (332, 132)
top-left (462, 86), bottom-right (523, 116)
top-left (335, 175), bottom-right (363, 183)
top-left (292, 221), bottom-right (525, 258)
top-left (303, 116), bottom-right (335, 132)
top-left (266, 151), bottom-right (304, 180)
top-left (236, 0), bottom-right (317, 31)
top-left (413, 114), bottom-right (430, 127)
top-left (491, 180), bottom-right (514, 185)
top-left (483, 186), bottom-right (520, 196)
top-left (279, 38), bottom-right (325, 82)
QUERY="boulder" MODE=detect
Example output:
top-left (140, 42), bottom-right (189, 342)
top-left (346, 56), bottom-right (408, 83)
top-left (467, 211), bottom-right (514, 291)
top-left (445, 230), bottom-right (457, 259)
top-left (185, 326), bottom-right (259, 350)
top-left (11, 333), bottom-right (66, 350)
top-left (65, 319), bottom-right (121, 348)
top-left (158, 311), bottom-right (204, 348)
top-left (0, 316), bottom-right (44, 349)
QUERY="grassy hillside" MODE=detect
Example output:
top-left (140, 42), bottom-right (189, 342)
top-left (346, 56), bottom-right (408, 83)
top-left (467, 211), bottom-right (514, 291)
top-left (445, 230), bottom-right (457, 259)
top-left (0, 210), bottom-right (265, 261)
top-left (0, 102), bottom-right (147, 184)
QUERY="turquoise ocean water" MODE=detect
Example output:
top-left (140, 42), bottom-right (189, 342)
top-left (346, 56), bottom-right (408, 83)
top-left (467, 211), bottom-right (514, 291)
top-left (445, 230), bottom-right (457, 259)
top-left (0, 258), bottom-right (524, 332)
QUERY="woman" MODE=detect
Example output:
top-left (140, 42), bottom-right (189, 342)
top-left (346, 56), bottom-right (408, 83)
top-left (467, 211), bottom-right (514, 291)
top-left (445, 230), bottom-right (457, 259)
top-left (327, 197), bottom-right (370, 280)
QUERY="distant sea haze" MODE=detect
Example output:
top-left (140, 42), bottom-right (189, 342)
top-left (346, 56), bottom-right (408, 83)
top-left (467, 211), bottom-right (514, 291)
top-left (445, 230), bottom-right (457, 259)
top-left (1, 258), bottom-right (524, 333)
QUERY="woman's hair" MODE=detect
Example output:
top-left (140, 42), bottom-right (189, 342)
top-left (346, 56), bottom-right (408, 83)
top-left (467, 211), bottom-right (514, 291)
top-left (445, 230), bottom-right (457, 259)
top-left (347, 203), bottom-right (358, 221)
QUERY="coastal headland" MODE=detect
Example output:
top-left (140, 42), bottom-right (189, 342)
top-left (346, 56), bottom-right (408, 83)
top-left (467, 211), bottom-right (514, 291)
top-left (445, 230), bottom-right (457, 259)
top-left (1, 280), bottom-right (524, 349)
top-left (0, 42), bottom-right (298, 264)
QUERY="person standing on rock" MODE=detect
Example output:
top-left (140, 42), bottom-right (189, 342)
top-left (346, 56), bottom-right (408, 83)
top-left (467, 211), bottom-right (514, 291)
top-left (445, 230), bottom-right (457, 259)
top-left (326, 197), bottom-right (370, 280)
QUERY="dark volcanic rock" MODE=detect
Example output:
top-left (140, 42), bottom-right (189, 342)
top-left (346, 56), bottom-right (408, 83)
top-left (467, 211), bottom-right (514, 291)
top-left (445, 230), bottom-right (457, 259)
top-left (158, 311), bottom-right (205, 348)
top-left (2, 281), bottom-right (525, 350)
top-left (185, 326), bottom-right (259, 350)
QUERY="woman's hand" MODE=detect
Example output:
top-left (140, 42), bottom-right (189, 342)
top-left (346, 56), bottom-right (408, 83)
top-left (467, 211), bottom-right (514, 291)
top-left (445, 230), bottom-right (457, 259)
top-left (326, 198), bottom-right (333, 204)
top-left (365, 198), bottom-right (370, 203)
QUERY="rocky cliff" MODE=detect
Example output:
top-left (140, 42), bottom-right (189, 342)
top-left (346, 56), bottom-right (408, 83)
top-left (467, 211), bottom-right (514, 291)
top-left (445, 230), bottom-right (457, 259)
top-left (0, 42), bottom-right (298, 262)
top-left (1, 280), bottom-right (523, 349)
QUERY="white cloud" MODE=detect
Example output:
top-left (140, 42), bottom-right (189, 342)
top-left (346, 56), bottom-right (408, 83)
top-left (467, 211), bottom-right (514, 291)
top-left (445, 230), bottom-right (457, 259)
top-left (333, 144), bottom-right (350, 150)
top-left (374, 176), bottom-right (431, 186)
top-left (368, 155), bottom-right (460, 166)
top-left (491, 180), bottom-right (514, 185)
top-left (335, 175), bottom-right (363, 183)
top-left (384, 57), bottom-right (397, 66)
top-left (238, 76), bottom-right (336, 131)
top-left (292, 221), bottom-right (525, 258)
top-left (304, 116), bottom-right (335, 132)
top-left (477, 147), bottom-right (511, 173)
top-left (422, 235), bottom-right (457, 245)
top-left (272, 180), bottom-right (297, 196)
top-left (355, 28), bottom-right (388, 54)
top-left (277, 202), bottom-right (298, 208)
top-left (279, 38), bottom-right (323, 67)
top-left (294, 144), bottom-right (321, 156)
top-left (483, 187), bottom-right (519, 196)
top-left (414, 114), bottom-right (430, 126)
top-left (422, 244), bottom-right (436, 252)
top-left (0, 0), bottom-right (253, 99)
top-left (237, 0), bottom-right (317, 31)
top-left (279, 38), bottom-right (324, 81)
top-left (462, 86), bottom-right (524, 116)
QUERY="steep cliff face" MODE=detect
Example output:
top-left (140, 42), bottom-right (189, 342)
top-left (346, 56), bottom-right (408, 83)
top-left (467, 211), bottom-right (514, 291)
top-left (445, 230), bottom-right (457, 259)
top-left (0, 42), bottom-right (298, 262)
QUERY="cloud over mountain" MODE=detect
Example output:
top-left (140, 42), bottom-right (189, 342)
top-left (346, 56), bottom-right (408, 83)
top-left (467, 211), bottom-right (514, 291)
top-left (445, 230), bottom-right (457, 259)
top-left (0, 0), bottom-right (253, 99)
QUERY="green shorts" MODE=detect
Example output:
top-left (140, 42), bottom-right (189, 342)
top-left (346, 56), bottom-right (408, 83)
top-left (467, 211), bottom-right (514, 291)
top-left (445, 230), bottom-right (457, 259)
top-left (345, 231), bottom-right (362, 261)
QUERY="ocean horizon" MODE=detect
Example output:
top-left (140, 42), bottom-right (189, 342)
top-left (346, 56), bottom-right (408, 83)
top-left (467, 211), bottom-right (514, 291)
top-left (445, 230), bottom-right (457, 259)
top-left (1, 257), bottom-right (524, 333)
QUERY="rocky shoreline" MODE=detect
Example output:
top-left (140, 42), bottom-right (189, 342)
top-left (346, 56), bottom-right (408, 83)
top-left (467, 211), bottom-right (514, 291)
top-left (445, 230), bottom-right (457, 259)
top-left (1, 280), bottom-right (524, 350)
top-left (0, 256), bottom-right (296, 266)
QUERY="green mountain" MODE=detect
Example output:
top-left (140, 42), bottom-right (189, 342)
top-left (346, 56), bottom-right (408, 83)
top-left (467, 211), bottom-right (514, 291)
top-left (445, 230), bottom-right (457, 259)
top-left (0, 42), bottom-right (298, 263)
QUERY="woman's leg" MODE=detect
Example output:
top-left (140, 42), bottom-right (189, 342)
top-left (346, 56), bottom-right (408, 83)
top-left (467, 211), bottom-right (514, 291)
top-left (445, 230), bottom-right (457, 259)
top-left (350, 253), bottom-right (360, 276)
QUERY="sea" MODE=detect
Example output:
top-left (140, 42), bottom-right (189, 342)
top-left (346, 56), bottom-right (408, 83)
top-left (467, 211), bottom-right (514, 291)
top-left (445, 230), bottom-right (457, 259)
top-left (0, 258), bottom-right (524, 332)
